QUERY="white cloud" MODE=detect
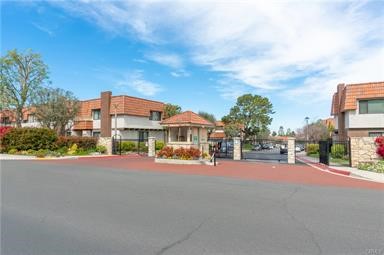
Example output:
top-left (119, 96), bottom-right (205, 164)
top-left (170, 69), bottom-right (190, 78)
top-left (31, 22), bottom-right (54, 36)
top-left (54, 1), bottom-right (384, 100)
top-left (116, 71), bottom-right (162, 96)
top-left (145, 52), bottom-right (183, 69)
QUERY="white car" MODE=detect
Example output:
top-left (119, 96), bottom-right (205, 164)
top-left (295, 146), bottom-right (301, 152)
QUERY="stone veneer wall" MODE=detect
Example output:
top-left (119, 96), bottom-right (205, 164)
top-left (350, 137), bottom-right (380, 167)
top-left (233, 137), bottom-right (241, 160)
top-left (98, 137), bottom-right (112, 155)
top-left (287, 138), bottom-right (296, 164)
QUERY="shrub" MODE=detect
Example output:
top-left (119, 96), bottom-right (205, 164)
top-left (67, 144), bottom-right (78, 155)
top-left (35, 149), bottom-right (47, 158)
top-left (155, 141), bottom-right (165, 151)
top-left (56, 147), bottom-right (68, 155)
top-left (8, 148), bottom-right (18, 154)
top-left (358, 160), bottom-right (384, 173)
top-left (96, 145), bottom-right (107, 154)
top-left (157, 146), bottom-right (174, 158)
top-left (27, 149), bottom-right (36, 155)
top-left (331, 144), bottom-right (345, 159)
top-left (138, 142), bottom-right (148, 152)
top-left (121, 141), bottom-right (136, 152)
top-left (158, 146), bottom-right (201, 160)
top-left (0, 126), bottom-right (12, 139)
top-left (375, 136), bottom-right (384, 158)
top-left (2, 128), bottom-right (57, 151)
top-left (306, 143), bottom-right (319, 155)
top-left (56, 136), bottom-right (97, 150)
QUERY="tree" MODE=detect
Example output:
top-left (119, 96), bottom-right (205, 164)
top-left (164, 103), bottom-right (181, 119)
top-left (278, 126), bottom-right (284, 136)
top-left (34, 87), bottom-right (80, 135)
top-left (272, 131), bottom-right (277, 137)
top-left (223, 94), bottom-right (274, 139)
top-left (1, 49), bottom-right (49, 127)
top-left (198, 111), bottom-right (216, 124)
top-left (223, 122), bottom-right (242, 138)
top-left (295, 120), bottom-right (329, 141)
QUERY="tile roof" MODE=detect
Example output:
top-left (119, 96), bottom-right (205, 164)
top-left (161, 111), bottom-right (215, 126)
top-left (77, 95), bottom-right (164, 119)
top-left (215, 121), bottom-right (224, 127)
top-left (209, 131), bottom-right (226, 139)
top-left (331, 82), bottom-right (384, 115)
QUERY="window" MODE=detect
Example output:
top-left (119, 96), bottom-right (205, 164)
top-left (139, 131), bottom-right (148, 140)
top-left (359, 99), bottom-right (384, 114)
top-left (369, 132), bottom-right (384, 137)
top-left (1, 117), bottom-right (10, 125)
top-left (92, 131), bottom-right (100, 137)
top-left (28, 114), bottom-right (36, 123)
top-left (92, 109), bottom-right (101, 120)
top-left (150, 111), bottom-right (161, 121)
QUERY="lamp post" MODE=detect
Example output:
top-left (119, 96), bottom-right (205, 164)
top-left (305, 117), bottom-right (309, 141)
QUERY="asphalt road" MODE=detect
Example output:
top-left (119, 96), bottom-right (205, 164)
top-left (2, 160), bottom-right (384, 255)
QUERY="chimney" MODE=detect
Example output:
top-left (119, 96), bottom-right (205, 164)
top-left (100, 91), bottom-right (112, 137)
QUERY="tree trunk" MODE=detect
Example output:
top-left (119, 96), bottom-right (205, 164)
top-left (16, 107), bottom-right (23, 128)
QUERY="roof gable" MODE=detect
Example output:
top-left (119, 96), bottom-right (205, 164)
top-left (161, 111), bottom-right (215, 126)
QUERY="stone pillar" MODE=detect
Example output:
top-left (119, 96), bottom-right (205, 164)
top-left (98, 137), bottom-right (112, 155)
top-left (350, 137), bottom-right (379, 167)
top-left (287, 137), bottom-right (296, 164)
top-left (233, 137), bottom-right (242, 160)
top-left (148, 137), bottom-right (156, 157)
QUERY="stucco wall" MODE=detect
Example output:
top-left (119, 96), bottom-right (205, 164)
top-left (350, 137), bottom-right (380, 167)
top-left (345, 110), bottom-right (384, 129)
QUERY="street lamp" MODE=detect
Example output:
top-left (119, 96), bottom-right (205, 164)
top-left (305, 117), bottom-right (309, 141)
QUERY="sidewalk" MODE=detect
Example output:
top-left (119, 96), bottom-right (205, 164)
top-left (296, 155), bottom-right (384, 183)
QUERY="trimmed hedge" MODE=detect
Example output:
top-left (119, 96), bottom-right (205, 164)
top-left (2, 128), bottom-right (57, 151)
top-left (56, 136), bottom-right (97, 150)
top-left (306, 143), bottom-right (319, 155)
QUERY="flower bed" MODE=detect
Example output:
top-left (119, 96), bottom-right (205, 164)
top-left (155, 146), bottom-right (213, 165)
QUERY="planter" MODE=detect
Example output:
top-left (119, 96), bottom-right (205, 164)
top-left (155, 157), bottom-right (214, 166)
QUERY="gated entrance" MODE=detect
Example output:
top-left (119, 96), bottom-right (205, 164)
top-left (112, 135), bottom-right (149, 155)
top-left (242, 139), bottom-right (288, 163)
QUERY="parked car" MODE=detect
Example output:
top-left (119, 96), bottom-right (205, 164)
top-left (252, 144), bottom-right (262, 151)
top-left (262, 143), bottom-right (274, 150)
top-left (280, 144), bottom-right (288, 154)
top-left (295, 146), bottom-right (301, 152)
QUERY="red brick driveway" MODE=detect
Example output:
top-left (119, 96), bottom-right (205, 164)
top-left (45, 155), bottom-right (384, 190)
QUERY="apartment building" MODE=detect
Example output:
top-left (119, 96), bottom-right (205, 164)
top-left (0, 91), bottom-right (166, 140)
top-left (331, 82), bottom-right (384, 139)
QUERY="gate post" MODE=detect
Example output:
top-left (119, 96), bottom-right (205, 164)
top-left (98, 137), bottom-right (113, 155)
top-left (148, 137), bottom-right (156, 157)
top-left (233, 137), bottom-right (242, 160)
top-left (287, 137), bottom-right (296, 164)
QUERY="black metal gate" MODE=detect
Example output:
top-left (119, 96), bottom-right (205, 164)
top-left (112, 135), bottom-right (148, 155)
top-left (319, 140), bottom-right (329, 165)
top-left (318, 139), bottom-right (351, 166)
top-left (208, 138), bottom-right (234, 159)
top-left (241, 139), bottom-right (288, 163)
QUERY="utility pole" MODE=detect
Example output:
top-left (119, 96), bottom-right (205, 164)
top-left (305, 117), bottom-right (309, 141)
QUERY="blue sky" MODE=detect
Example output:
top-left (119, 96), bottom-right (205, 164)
top-left (2, 1), bottom-right (383, 132)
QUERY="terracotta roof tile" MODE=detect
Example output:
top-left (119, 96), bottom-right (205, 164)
top-left (331, 82), bottom-right (384, 114)
top-left (161, 111), bottom-right (215, 126)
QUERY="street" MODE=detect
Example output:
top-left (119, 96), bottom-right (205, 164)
top-left (2, 159), bottom-right (384, 255)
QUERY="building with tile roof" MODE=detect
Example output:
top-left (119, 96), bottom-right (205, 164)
top-left (161, 111), bottom-right (214, 153)
top-left (331, 82), bottom-right (384, 139)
